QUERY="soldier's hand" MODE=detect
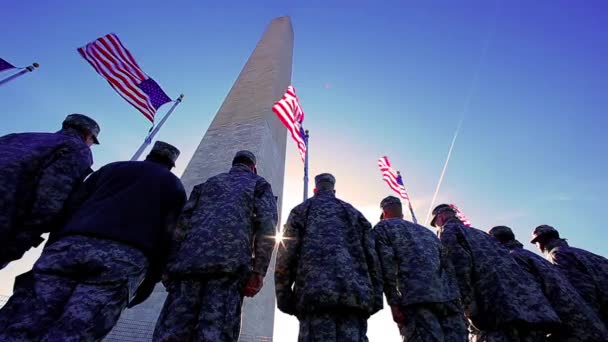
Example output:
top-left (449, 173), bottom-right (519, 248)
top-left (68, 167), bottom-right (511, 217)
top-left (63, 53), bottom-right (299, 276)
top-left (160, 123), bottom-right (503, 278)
top-left (242, 273), bottom-right (264, 297)
top-left (390, 305), bottom-right (406, 324)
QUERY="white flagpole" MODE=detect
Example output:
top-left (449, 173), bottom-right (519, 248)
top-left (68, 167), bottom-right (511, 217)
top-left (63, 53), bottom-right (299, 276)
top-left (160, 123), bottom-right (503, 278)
top-left (0, 63), bottom-right (39, 87)
top-left (303, 130), bottom-right (310, 201)
top-left (131, 94), bottom-right (184, 161)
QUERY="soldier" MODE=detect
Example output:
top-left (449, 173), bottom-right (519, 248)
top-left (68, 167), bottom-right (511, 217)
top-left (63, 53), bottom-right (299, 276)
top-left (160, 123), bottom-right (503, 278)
top-left (489, 225), bottom-right (608, 341)
top-left (531, 224), bottom-right (608, 326)
top-left (0, 141), bottom-right (187, 342)
top-left (431, 204), bottom-right (560, 341)
top-left (153, 150), bottom-right (278, 342)
top-left (374, 196), bottom-right (466, 341)
top-left (275, 173), bottom-right (383, 342)
top-left (0, 113), bottom-right (99, 269)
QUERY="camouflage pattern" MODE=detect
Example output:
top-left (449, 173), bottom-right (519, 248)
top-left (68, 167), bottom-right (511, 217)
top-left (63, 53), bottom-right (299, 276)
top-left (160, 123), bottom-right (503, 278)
top-left (62, 113), bottom-right (100, 143)
top-left (0, 127), bottom-right (93, 268)
top-left (374, 218), bottom-right (466, 341)
top-left (153, 277), bottom-right (244, 342)
top-left (398, 301), bottom-right (467, 342)
top-left (0, 235), bottom-right (147, 342)
top-left (471, 327), bottom-right (546, 342)
top-left (298, 313), bottom-right (369, 342)
top-left (437, 218), bottom-right (560, 336)
top-left (235, 150), bottom-right (256, 164)
top-left (314, 172), bottom-right (336, 186)
top-left (374, 217), bottom-right (460, 306)
top-left (543, 238), bottom-right (608, 326)
top-left (275, 189), bottom-right (383, 319)
top-left (501, 239), bottom-right (608, 341)
top-left (149, 140), bottom-right (180, 166)
top-left (165, 163), bottom-right (278, 277)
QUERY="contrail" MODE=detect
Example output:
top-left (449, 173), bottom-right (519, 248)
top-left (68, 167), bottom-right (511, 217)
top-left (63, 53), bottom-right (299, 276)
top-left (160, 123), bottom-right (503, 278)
top-left (424, 1), bottom-right (500, 225)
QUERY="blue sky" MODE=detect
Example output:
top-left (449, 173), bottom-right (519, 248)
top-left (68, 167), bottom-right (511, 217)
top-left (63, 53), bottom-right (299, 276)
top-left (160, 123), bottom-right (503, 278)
top-left (1, 1), bottom-right (607, 340)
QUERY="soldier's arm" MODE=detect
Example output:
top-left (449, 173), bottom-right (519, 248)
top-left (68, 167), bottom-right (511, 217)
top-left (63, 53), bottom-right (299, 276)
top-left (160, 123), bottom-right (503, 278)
top-left (361, 216), bottom-right (383, 314)
top-left (172, 185), bottom-right (201, 248)
top-left (374, 225), bottom-right (400, 306)
top-left (439, 227), bottom-right (475, 312)
top-left (24, 144), bottom-right (92, 231)
top-left (251, 179), bottom-right (278, 276)
top-left (274, 207), bottom-right (302, 315)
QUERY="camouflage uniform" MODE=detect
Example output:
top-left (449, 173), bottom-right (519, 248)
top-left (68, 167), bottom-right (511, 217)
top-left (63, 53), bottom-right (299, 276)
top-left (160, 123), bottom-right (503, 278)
top-left (0, 141), bottom-right (186, 342)
top-left (0, 114), bottom-right (98, 268)
top-left (534, 226), bottom-right (608, 327)
top-left (0, 236), bottom-right (148, 342)
top-left (437, 217), bottom-right (560, 341)
top-left (374, 199), bottom-right (466, 342)
top-left (275, 173), bottom-right (383, 342)
top-left (154, 151), bottom-right (278, 342)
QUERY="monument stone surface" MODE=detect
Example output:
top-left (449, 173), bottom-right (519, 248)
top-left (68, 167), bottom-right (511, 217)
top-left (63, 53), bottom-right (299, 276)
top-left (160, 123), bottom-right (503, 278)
top-left (104, 16), bottom-right (293, 342)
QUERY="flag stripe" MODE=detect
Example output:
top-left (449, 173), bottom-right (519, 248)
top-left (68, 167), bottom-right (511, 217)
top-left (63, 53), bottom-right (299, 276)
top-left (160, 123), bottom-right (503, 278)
top-left (273, 86), bottom-right (307, 162)
top-left (78, 33), bottom-right (169, 122)
top-left (378, 156), bottom-right (410, 201)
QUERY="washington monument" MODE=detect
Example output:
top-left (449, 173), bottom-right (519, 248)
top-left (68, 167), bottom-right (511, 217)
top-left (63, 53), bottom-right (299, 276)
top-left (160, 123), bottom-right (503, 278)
top-left (105, 16), bottom-right (294, 341)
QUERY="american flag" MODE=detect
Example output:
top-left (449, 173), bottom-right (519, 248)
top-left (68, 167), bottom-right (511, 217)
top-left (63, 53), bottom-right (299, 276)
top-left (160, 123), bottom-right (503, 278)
top-left (450, 204), bottom-right (471, 226)
top-left (378, 156), bottom-right (410, 201)
top-left (272, 86), bottom-right (307, 162)
top-left (0, 58), bottom-right (15, 72)
top-left (78, 33), bottom-right (171, 122)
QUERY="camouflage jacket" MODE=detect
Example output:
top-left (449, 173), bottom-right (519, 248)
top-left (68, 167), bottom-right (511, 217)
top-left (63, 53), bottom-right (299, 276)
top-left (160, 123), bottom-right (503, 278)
top-left (438, 218), bottom-right (560, 331)
top-left (503, 240), bottom-right (608, 340)
top-left (166, 164), bottom-right (278, 278)
top-left (544, 238), bottom-right (608, 326)
top-left (374, 218), bottom-right (460, 307)
top-left (275, 190), bottom-right (383, 317)
top-left (0, 128), bottom-right (92, 244)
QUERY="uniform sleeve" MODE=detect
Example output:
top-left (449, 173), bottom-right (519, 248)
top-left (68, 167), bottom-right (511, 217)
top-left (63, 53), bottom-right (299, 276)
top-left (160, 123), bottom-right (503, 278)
top-left (274, 206), bottom-right (303, 315)
top-left (251, 179), bottom-right (278, 275)
top-left (439, 226), bottom-right (475, 314)
top-left (172, 185), bottom-right (201, 247)
top-left (24, 144), bottom-right (92, 231)
top-left (374, 225), bottom-right (400, 306)
top-left (552, 249), bottom-right (599, 307)
top-left (361, 215), bottom-right (383, 314)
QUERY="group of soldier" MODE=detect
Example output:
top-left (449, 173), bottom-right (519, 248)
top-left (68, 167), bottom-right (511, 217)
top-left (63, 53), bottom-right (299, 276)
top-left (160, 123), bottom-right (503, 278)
top-left (0, 113), bottom-right (606, 342)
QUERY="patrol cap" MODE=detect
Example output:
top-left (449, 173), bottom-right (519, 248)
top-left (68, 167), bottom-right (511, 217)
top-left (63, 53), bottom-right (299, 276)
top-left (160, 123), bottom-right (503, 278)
top-left (488, 225), bottom-right (515, 242)
top-left (63, 113), bottom-right (100, 144)
top-left (430, 204), bottom-right (456, 227)
top-left (234, 150), bottom-right (256, 165)
top-left (149, 141), bottom-right (180, 167)
top-left (380, 196), bottom-right (401, 209)
top-left (530, 225), bottom-right (559, 244)
top-left (315, 173), bottom-right (336, 186)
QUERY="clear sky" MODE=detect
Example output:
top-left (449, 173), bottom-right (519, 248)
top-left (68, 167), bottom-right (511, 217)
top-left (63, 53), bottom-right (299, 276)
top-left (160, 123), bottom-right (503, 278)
top-left (1, 0), bottom-right (607, 341)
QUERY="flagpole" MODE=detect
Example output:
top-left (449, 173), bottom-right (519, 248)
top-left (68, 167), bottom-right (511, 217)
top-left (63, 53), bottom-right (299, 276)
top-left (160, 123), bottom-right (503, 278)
top-left (397, 170), bottom-right (418, 224)
top-left (131, 94), bottom-right (184, 161)
top-left (0, 63), bottom-right (39, 87)
top-left (303, 130), bottom-right (310, 201)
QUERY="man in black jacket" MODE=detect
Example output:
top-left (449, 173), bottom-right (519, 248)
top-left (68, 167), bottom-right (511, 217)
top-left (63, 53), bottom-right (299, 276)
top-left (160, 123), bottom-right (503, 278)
top-left (0, 141), bottom-right (186, 342)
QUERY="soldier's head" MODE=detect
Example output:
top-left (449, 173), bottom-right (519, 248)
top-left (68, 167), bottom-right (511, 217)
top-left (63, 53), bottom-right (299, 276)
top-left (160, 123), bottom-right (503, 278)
top-left (488, 225), bottom-right (515, 244)
top-left (380, 196), bottom-right (403, 219)
top-left (145, 141), bottom-right (180, 169)
top-left (232, 150), bottom-right (257, 174)
top-left (530, 225), bottom-right (560, 253)
top-left (430, 204), bottom-right (457, 228)
top-left (62, 114), bottom-right (100, 146)
top-left (314, 173), bottom-right (336, 194)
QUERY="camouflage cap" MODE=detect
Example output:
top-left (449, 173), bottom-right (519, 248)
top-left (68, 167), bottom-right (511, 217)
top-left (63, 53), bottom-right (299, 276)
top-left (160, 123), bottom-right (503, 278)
top-left (380, 196), bottom-right (401, 209)
top-left (235, 150), bottom-right (256, 165)
top-left (63, 113), bottom-right (100, 144)
top-left (430, 203), bottom-right (456, 227)
top-left (488, 225), bottom-right (515, 241)
top-left (530, 224), bottom-right (559, 244)
top-left (149, 141), bottom-right (180, 166)
top-left (315, 173), bottom-right (336, 186)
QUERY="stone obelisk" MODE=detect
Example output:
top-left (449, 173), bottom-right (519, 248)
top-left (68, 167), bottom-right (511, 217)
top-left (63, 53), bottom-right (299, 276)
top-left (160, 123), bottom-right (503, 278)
top-left (104, 16), bottom-right (293, 342)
